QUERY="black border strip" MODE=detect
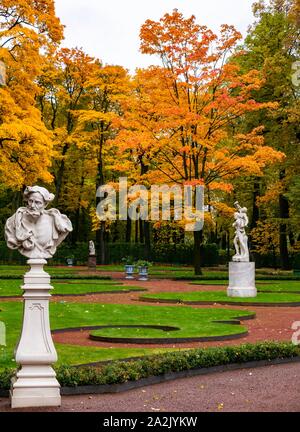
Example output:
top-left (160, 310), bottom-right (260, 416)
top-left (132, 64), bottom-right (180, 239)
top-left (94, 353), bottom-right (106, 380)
top-left (88, 330), bottom-right (249, 344)
top-left (139, 297), bottom-right (300, 307)
top-left (0, 288), bottom-right (147, 299)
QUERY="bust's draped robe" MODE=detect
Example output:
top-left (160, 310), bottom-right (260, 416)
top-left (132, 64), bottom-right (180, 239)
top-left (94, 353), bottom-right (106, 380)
top-left (5, 208), bottom-right (72, 258)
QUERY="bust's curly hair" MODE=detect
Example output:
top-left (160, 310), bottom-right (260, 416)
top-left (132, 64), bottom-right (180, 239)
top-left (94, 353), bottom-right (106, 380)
top-left (23, 186), bottom-right (55, 205)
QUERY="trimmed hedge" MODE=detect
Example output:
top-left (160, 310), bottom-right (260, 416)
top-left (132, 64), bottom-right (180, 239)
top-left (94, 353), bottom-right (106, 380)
top-left (0, 341), bottom-right (299, 390)
top-left (1, 239), bottom-right (299, 269)
top-left (0, 241), bottom-right (220, 266)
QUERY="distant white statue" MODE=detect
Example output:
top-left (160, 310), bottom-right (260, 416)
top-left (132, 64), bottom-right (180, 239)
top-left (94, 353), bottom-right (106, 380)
top-left (89, 240), bottom-right (96, 256)
top-left (232, 201), bottom-right (249, 262)
top-left (4, 186), bottom-right (73, 259)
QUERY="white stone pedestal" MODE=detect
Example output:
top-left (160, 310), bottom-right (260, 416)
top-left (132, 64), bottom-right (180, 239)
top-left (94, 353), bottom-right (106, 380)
top-left (227, 262), bottom-right (257, 298)
top-left (10, 259), bottom-right (61, 408)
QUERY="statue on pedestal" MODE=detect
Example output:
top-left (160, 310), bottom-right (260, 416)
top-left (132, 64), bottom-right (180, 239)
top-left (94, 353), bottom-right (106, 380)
top-left (88, 240), bottom-right (97, 269)
top-left (89, 240), bottom-right (96, 256)
top-left (4, 186), bottom-right (72, 408)
top-left (227, 201), bottom-right (256, 298)
top-left (232, 201), bottom-right (249, 262)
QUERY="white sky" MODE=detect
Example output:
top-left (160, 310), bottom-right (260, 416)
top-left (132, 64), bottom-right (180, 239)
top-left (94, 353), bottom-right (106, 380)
top-left (55, 0), bottom-right (256, 73)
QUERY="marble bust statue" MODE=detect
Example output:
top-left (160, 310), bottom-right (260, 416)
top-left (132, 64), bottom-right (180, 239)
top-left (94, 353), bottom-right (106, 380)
top-left (89, 240), bottom-right (96, 256)
top-left (4, 186), bottom-right (73, 259)
top-left (232, 201), bottom-right (249, 262)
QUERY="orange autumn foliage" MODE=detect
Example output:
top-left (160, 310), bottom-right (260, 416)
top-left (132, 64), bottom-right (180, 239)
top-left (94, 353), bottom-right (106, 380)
top-left (0, 0), bottom-right (63, 188)
top-left (111, 10), bottom-right (285, 196)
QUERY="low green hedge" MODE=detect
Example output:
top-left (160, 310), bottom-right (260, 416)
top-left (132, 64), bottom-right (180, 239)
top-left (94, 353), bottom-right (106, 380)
top-left (1, 238), bottom-right (299, 269)
top-left (0, 241), bottom-right (220, 266)
top-left (0, 342), bottom-right (298, 390)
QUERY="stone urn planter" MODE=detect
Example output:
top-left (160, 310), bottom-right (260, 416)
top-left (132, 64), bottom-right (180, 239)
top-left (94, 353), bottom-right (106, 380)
top-left (124, 264), bottom-right (135, 279)
top-left (138, 265), bottom-right (148, 281)
top-left (122, 256), bottom-right (135, 279)
top-left (136, 260), bottom-right (152, 281)
top-left (66, 258), bottom-right (74, 267)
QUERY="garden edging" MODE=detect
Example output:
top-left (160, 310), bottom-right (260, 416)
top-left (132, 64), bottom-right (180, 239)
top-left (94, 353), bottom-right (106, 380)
top-left (1, 356), bottom-right (299, 398)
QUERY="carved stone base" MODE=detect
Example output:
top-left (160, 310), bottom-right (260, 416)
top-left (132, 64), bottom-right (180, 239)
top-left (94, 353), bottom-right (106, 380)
top-left (88, 255), bottom-right (97, 270)
top-left (227, 262), bottom-right (257, 298)
top-left (10, 259), bottom-right (61, 408)
top-left (10, 365), bottom-right (61, 408)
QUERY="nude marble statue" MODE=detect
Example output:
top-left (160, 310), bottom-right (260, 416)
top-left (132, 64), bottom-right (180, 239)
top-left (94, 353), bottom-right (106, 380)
top-left (232, 201), bottom-right (249, 262)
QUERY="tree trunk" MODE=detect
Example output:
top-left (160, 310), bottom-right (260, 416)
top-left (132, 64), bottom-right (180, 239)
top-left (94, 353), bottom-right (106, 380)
top-left (139, 219), bottom-right (145, 243)
top-left (226, 230), bottom-right (231, 262)
top-left (250, 180), bottom-right (260, 229)
top-left (125, 218), bottom-right (132, 243)
top-left (95, 128), bottom-right (106, 265)
top-left (72, 208), bottom-right (80, 245)
top-left (221, 232), bottom-right (227, 250)
top-left (279, 170), bottom-right (290, 269)
top-left (193, 230), bottom-right (203, 275)
top-left (135, 220), bottom-right (139, 243)
top-left (144, 221), bottom-right (151, 260)
top-left (96, 222), bottom-right (106, 265)
top-left (289, 230), bottom-right (295, 248)
top-left (54, 144), bottom-right (69, 206)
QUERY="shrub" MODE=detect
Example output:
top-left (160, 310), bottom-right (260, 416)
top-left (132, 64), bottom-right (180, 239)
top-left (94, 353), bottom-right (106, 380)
top-left (1, 342), bottom-right (299, 391)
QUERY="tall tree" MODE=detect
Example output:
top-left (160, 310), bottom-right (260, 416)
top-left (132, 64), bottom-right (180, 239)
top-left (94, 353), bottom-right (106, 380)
top-left (115, 10), bottom-right (284, 274)
top-left (235, 0), bottom-right (300, 268)
top-left (74, 64), bottom-right (131, 262)
top-left (0, 0), bottom-right (63, 189)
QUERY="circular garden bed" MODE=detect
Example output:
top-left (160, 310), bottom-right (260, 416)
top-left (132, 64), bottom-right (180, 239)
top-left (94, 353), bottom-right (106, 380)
top-left (139, 291), bottom-right (300, 307)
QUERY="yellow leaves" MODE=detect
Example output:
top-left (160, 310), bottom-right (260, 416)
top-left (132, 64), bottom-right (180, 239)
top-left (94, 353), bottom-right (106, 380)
top-left (87, 65), bottom-right (131, 99)
top-left (209, 182), bottom-right (233, 193)
top-left (0, 0), bottom-right (64, 45)
top-left (183, 179), bottom-right (204, 186)
top-left (252, 146), bottom-right (285, 168)
top-left (203, 211), bottom-right (214, 228)
top-left (231, 127), bottom-right (264, 151)
top-left (256, 182), bottom-right (283, 205)
top-left (89, 207), bottom-right (101, 232)
top-left (79, 200), bottom-right (89, 209)
top-left (74, 110), bottom-right (115, 127)
top-left (210, 202), bottom-right (235, 217)
top-left (0, 1), bottom-right (64, 189)
top-left (251, 221), bottom-right (280, 255)
top-left (179, 145), bottom-right (192, 154)
top-left (217, 402), bottom-right (224, 410)
top-left (0, 83), bottom-right (54, 187)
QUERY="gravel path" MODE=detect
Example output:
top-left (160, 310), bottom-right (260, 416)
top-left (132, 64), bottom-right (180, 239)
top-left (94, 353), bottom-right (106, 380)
top-left (1, 362), bottom-right (300, 412)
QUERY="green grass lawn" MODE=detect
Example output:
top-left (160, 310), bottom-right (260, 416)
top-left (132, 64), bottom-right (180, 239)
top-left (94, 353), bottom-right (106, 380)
top-left (190, 280), bottom-right (228, 285)
top-left (0, 265), bottom-right (79, 278)
top-left (0, 301), bottom-right (254, 369)
top-left (0, 279), bottom-right (144, 297)
top-left (140, 291), bottom-right (300, 305)
top-left (190, 280), bottom-right (300, 292)
top-left (0, 264), bottom-right (296, 280)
